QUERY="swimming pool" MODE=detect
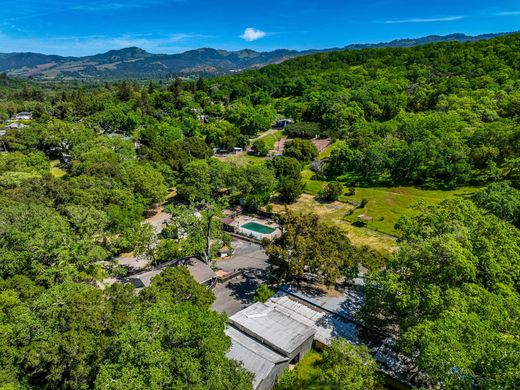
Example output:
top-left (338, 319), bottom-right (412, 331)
top-left (241, 221), bottom-right (276, 235)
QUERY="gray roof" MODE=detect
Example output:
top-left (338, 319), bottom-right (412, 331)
top-left (229, 302), bottom-right (316, 357)
top-left (266, 296), bottom-right (360, 346)
top-left (128, 258), bottom-right (216, 288)
top-left (181, 257), bottom-right (216, 284)
top-left (128, 269), bottom-right (162, 288)
top-left (226, 326), bottom-right (288, 389)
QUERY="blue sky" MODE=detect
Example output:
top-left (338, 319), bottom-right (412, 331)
top-left (0, 0), bottom-right (518, 56)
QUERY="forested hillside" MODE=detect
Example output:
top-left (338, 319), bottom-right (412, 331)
top-left (0, 33), bottom-right (519, 388)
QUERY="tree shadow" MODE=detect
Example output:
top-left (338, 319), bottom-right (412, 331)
top-left (225, 267), bottom-right (267, 304)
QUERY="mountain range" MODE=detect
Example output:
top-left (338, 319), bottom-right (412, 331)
top-left (0, 32), bottom-right (509, 80)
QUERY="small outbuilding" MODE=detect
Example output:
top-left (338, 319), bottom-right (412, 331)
top-left (12, 112), bottom-right (32, 120)
top-left (218, 245), bottom-right (233, 258)
top-left (275, 119), bottom-right (294, 128)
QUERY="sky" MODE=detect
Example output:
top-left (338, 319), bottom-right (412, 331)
top-left (0, 0), bottom-right (518, 56)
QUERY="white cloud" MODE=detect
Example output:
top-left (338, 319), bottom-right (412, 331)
top-left (496, 11), bottom-right (520, 16)
top-left (384, 16), bottom-right (464, 24)
top-left (240, 27), bottom-right (267, 42)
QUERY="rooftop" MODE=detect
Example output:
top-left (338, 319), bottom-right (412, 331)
top-left (226, 326), bottom-right (288, 389)
top-left (229, 301), bottom-right (316, 357)
top-left (128, 257), bottom-right (216, 288)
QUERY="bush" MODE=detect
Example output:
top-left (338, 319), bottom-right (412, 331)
top-left (254, 284), bottom-right (275, 303)
top-left (318, 182), bottom-right (343, 201)
top-left (251, 138), bottom-right (270, 156)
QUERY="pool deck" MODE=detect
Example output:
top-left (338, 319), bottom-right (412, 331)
top-left (229, 215), bottom-right (281, 240)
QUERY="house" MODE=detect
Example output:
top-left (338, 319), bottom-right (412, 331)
top-left (12, 112), bottom-right (32, 120)
top-left (6, 122), bottom-right (28, 129)
top-left (221, 217), bottom-right (236, 233)
top-left (275, 118), bottom-right (294, 128)
top-left (128, 257), bottom-right (217, 289)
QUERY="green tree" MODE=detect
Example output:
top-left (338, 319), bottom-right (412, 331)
top-left (320, 339), bottom-right (383, 390)
top-left (472, 182), bottom-right (520, 227)
top-left (251, 138), bottom-right (270, 156)
top-left (265, 213), bottom-right (358, 285)
top-left (284, 138), bottom-right (318, 163)
top-left (318, 182), bottom-right (343, 201)
top-left (95, 301), bottom-right (253, 390)
top-left (139, 267), bottom-right (215, 308)
top-left (253, 284), bottom-right (275, 303)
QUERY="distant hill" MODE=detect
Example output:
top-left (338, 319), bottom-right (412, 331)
top-left (0, 32), bottom-right (511, 80)
top-left (342, 32), bottom-right (508, 50)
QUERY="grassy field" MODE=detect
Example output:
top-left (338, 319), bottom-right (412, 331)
top-left (301, 169), bottom-right (478, 236)
top-left (214, 152), bottom-right (266, 165)
top-left (271, 194), bottom-right (397, 256)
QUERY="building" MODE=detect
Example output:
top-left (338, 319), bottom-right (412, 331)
top-left (218, 245), bottom-right (233, 258)
top-left (275, 118), bottom-right (294, 128)
top-left (228, 301), bottom-right (316, 363)
top-left (227, 294), bottom-right (422, 389)
top-left (6, 122), bottom-right (28, 129)
top-left (226, 299), bottom-right (316, 390)
top-left (128, 257), bottom-right (217, 289)
top-left (12, 112), bottom-right (32, 120)
top-left (226, 326), bottom-right (289, 390)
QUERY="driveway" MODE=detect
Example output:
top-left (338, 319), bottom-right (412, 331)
top-left (212, 238), bottom-right (270, 315)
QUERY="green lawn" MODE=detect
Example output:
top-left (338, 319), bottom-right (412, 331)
top-left (256, 130), bottom-right (284, 150)
top-left (301, 170), bottom-right (478, 235)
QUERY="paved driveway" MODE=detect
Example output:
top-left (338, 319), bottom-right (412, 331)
top-left (212, 238), bottom-right (270, 315)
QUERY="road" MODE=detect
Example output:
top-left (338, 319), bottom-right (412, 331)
top-left (211, 238), bottom-right (270, 315)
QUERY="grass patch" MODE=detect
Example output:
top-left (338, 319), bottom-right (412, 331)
top-left (301, 170), bottom-right (478, 236)
top-left (50, 160), bottom-right (67, 178)
top-left (317, 141), bottom-right (337, 159)
top-left (256, 130), bottom-right (284, 150)
top-left (340, 186), bottom-right (478, 235)
top-left (271, 194), bottom-right (397, 256)
top-left (214, 153), bottom-right (266, 166)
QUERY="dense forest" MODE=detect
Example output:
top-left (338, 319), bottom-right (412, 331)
top-left (0, 33), bottom-right (519, 388)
